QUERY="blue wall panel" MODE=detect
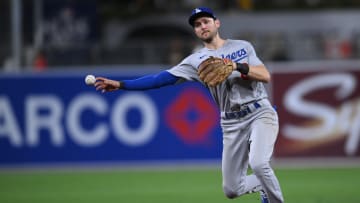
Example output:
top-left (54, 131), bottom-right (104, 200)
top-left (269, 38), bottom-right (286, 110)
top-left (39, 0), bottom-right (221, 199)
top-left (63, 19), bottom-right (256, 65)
top-left (0, 72), bottom-right (222, 166)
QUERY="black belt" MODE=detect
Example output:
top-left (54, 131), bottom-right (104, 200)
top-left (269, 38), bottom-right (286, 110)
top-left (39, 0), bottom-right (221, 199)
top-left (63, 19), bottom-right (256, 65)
top-left (224, 101), bottom-right (262, 119)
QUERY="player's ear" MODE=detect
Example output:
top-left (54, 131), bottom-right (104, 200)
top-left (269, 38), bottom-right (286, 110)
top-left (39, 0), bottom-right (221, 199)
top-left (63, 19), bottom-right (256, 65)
top-left (215, 19), bottom-right (221, 28)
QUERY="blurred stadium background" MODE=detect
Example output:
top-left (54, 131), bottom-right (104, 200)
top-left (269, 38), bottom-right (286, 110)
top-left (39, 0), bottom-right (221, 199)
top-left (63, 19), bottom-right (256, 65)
top-left (1, 0), bottom-right (360, 202)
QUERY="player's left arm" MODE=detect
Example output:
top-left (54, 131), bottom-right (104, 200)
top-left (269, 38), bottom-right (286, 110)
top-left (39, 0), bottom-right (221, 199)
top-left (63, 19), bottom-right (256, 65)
top-left (235, 41), bottom-right (271, 83)
top-left (242, 64), bottom-right (271, 83)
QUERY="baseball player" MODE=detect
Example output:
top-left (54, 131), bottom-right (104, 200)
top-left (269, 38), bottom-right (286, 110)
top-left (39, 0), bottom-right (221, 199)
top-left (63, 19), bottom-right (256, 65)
top-left (95, 7), bottom-right (284, 203)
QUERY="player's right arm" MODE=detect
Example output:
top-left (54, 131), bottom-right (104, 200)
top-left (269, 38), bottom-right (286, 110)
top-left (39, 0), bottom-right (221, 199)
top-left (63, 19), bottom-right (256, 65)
top-left (94, 70), bottom-right (179, 93)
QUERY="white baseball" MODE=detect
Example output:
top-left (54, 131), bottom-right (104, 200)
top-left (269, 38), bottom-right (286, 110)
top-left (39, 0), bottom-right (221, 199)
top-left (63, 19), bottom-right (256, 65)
top-left (85, 74), bottom-right (96, 85)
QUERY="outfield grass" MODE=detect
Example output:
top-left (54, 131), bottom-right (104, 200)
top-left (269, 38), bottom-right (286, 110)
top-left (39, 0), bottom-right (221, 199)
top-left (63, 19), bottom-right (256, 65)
top-left (0, 167), bottom-right (359, 203)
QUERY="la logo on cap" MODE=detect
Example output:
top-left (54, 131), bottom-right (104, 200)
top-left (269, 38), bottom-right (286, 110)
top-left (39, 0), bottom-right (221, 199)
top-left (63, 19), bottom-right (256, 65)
top-left (195, 8), bottom-right (202, 13)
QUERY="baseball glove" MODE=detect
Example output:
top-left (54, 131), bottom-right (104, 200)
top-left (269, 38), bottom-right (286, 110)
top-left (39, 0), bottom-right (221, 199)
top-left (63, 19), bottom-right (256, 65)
top-left (198, 56), bottom-right (235, 86)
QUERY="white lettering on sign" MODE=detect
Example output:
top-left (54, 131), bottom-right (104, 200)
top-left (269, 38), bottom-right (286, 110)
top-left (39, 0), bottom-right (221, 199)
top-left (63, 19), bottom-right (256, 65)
top-left (26, 95), bottom-right (64, 147)
top-left (283, 73), bottom-right (360, 155)
top-left (345, 100), bottom-right (360, 155)
top-left (0, 97), bottom-right (22, 147)
top-left (112, 93), bottom-right (158, 147)
top-left (67, 93), bottom-right (108, 147)
top-left (0, 93), bottom-right (157, 148)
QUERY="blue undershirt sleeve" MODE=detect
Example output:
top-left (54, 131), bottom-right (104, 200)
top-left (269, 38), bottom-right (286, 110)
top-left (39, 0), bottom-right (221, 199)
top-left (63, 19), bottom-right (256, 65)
top-left (122, 70), bottom-right (179, 90)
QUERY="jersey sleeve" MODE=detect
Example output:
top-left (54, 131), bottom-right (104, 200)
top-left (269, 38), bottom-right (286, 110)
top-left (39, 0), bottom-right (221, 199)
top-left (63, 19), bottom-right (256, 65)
top-left (246, 42), bottom-right (263, 66)
top-left (166, 56), bottom-right (200, 82)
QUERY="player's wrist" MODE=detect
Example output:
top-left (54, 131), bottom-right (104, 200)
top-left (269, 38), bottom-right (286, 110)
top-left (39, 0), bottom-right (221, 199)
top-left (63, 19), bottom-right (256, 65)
top-left (236, 63), bottom-right (249, 75)
top-left (118, 81), bottom-right (124, 89)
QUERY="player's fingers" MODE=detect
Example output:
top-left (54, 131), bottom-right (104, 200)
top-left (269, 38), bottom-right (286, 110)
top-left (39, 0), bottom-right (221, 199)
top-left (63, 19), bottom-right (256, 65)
top-left (94, 81), bottom-right (101, 86)
top-left (95, 76), bottom-right (107, 81)
top-left (94, 81), bottom-right (105, 88)
top-left (95, 85), bottom-right (103, 91)
top-left (95, 77), bottom-right (120, 92)
top-left (95, 83), bottom-right (106, 91)
top-left (95, 79), bottom-right (114, 88)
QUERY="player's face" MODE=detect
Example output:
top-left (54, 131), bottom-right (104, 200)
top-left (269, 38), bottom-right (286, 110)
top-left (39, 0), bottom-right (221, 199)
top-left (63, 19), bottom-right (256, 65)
top-left (193, 17), bottom-right (220, 43)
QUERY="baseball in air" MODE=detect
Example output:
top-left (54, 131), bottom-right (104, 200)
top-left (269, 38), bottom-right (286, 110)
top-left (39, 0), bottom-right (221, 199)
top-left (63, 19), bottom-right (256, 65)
top-left (85, 74), bottom-right (96, 85)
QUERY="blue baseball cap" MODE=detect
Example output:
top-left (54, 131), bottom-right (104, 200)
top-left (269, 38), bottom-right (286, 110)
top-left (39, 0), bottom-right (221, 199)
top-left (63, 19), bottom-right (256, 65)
top-left (188, 7), bottom-right (217, 27)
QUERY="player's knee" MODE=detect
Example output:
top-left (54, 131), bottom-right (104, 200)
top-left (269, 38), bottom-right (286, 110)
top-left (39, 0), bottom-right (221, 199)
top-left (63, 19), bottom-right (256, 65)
top-left (223, 186), bottom-right (238, 199)
top-left (223, 185), bottom-right (245, 199)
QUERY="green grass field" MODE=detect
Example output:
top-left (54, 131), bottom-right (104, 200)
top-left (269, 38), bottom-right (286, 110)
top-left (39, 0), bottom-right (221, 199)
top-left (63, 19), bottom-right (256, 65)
top-left (0, 167), bottom-right (359, 203)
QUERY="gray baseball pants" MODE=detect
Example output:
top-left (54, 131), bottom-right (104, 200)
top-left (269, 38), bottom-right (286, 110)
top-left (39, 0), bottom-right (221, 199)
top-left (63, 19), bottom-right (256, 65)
top-left (220, 99), bottom-right (284, 203)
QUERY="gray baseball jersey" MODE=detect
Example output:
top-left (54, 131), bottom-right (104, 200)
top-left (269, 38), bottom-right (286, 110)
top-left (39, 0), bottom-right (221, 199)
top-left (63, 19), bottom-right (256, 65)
top-left (167, 39), bottom-right (284, 202)
top-left (167, 39), bottom-right (268, 112)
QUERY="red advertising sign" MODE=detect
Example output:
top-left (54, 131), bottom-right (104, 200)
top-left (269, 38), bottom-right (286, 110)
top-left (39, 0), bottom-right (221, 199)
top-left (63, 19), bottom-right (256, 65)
top-left (272, 68), bottom-right (360, 157)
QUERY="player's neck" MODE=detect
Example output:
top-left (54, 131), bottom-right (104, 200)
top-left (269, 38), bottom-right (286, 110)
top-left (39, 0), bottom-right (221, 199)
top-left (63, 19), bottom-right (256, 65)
top-left (204, 36), bottom-right (226, 50)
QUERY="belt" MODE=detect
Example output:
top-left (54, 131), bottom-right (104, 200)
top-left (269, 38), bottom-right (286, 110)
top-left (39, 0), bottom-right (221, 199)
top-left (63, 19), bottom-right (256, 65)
top-left (223, 101), bottom-right (262, 120)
